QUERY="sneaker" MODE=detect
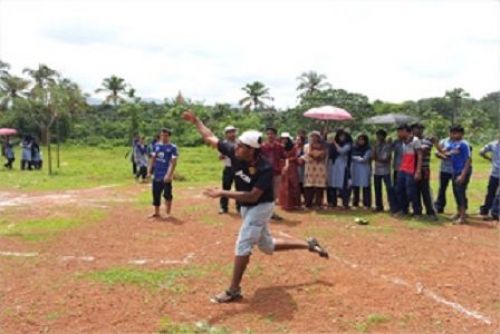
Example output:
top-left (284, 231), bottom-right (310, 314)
top-left (307, 238), bottom-right (329, 259)
top-left (210, 288), bottom-right (242, 304)
top-left (271, 213), bottom-right (283, 221)
top-left (453, 217), bottom-right (467, 225)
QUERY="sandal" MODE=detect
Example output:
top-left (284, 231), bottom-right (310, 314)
top-left (307, 237), bottom-right (329, 259)
top-left (210, 288), bottom-right (242, 304)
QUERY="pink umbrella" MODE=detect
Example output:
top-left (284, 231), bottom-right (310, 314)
top-left (303, 105), bottom-right (353, 121)
top-left (0, 128), bottom-right (17, 136)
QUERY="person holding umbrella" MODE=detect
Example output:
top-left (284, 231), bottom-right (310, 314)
top-left (2, 136), bottom-right (15, 169)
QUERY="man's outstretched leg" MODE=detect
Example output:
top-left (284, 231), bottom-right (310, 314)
top-left (274, 236), bottom-right (329, 258)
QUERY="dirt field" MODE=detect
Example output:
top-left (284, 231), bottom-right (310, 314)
top-left (1, 183), bottom-right (499, 333)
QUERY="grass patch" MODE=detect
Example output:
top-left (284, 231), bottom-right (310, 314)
top-left (0, 210), bottom-right (105, 242)
top-left (158, 317), bottom-right (229, 334)
top-left (201, 216), bottom-right (225, 226)
top-left (354, 314), bottom-right (390, 332)
top-left (0, 145), bottom-right (221, 191)
top-left (82, 265), bottom-right (210, 293)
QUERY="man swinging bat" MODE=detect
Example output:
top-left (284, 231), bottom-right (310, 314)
top-left (182, 110), bottom-right (329, 304)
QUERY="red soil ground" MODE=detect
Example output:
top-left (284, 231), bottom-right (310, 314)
top-left (1, 184), bottom-right (499, 333)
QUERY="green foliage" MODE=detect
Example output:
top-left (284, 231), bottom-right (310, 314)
top-left (158, 317), bottom-right (230, 334)
top-left (0, 62), bottom-right (497, 147)
top-left (354, 314), bottom-right (390, 332)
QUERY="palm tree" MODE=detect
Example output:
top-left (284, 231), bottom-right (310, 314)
top-left (297, 71), bottom-right (331, 98)
top-left (239, 81), bottom-right (273, 111)
top-left (445, 88), bottom-right (470, 125)
top-left (0, 60), bottom-right (10, 77)
top-left (95, 75), bottom-right (127, 106)
top-left (0, 75), bottom-right (30, 110)
top-left (23, 64), bottom-right (59, 89)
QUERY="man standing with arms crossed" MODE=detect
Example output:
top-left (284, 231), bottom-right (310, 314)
top-left (182, 110), bottom-right (328, 303)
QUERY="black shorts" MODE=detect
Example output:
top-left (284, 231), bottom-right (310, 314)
top-left (152, 180), bottom-right (173, 206)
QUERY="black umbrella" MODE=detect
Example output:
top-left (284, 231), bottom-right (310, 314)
top-left (363, 113), bottom-right (418, 125)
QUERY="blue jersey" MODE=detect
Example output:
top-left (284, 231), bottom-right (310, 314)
top-left (446, 140), bottom-right (471, 176)
top-left (152, 143), bottom-right (178, 181)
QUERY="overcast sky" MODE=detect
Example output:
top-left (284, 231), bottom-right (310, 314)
top-left (0, 0), bottom-right (498, 107)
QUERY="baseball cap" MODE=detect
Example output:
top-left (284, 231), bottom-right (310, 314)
top-left (224, 125), bottom-right (237, 133)
top-left (238, 130), bottom-right (262, 149)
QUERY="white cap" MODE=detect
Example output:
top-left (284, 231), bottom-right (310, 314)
top-left (224, 125), bottom-right (238, 133)
top-left (238, 130), bottom-right (262, 149)
top-left (280, 132), bottom-right (292, 139)
top-left (309, 130), bottom-right (321, 138)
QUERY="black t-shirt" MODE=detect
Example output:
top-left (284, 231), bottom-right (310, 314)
top-left (217, 140), bottom-right (274, 206)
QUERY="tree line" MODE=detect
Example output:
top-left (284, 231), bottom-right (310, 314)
top-left (1, 61), bottom-right (498, 149)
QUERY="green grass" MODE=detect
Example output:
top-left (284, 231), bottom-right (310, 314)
top-left (158, 317), bottom-right (230, 334)
top-left (0, 145), bottom-right (220, 191)
top-left (82, 265), bottom-right (210, 293)
top-left (354, 314), bottom-right (390, 332)
top-left (0, 210), bottom-right (105, 241)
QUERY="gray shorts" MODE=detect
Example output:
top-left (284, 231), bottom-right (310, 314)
top-left (236, 202), bottom-right (275, 256)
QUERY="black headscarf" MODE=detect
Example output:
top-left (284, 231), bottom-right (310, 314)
top-left (329, 129), bottom-right (352, 162)
top-left (352, 134), bottom-right (371, 157)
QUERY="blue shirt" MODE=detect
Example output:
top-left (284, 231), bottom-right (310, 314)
top-left (152, 143), bottom-right (178, 181)
top-left (481, 140), bottom-right (500, 178)
top-left (438, 138), bottom-right (454, 174)
top-left (445, 140), bottom-right (471, 176)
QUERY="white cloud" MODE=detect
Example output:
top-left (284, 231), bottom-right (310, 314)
top-left (0, 0), bottom-right (498, 108)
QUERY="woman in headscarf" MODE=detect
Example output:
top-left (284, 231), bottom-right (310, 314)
top-left (327, 129), bottom-right (353, 209)
top-left (351, 134), bottom-right (372, 208)
top-left (278, 133), bottom-right (301, 210)
top-left (301, 131), bottom-right (327, 209)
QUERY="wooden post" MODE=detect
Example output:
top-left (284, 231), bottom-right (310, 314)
top-left (47, 127), bottom-right (52, 175)
top-left (56, 117), bottom-right (60, 168)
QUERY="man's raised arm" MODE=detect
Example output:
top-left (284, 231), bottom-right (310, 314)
top-left (182, 110), bottom-right (219, 148)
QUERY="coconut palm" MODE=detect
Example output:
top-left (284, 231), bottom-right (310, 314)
top-left (23, 64), bottom-right (59, 89)
top-left (95, 75), bottom-right (127, 106)
top-left (297, 71), bottom-right (331, 98)
top-left (445, 88), bottom-right (470, 125)
top-left (239, 81), bottom-right (273, 111)
top-left (0, 60), bottom-right (10, 77)
top-left (0, 75), bottom-right (30, 110)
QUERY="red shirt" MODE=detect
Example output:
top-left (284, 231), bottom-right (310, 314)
top-left (261, 141), bottom-right (286, 176)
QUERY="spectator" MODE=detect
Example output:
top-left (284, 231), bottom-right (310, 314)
top-left (31, 138), bottom-right (42, 170)
top-left (134, 136), bottom-right (149, 182)
top-left (412, 124), bottom-right (438, 220)
top-left (219, 125), bottom-right (240, 214)
top-left (479, 136), bottom-right (500, 218)
top-left (373, 129), bottom-right (397, 213)
top-left (295, 134), bottom-right (306, 204)
top-left (434, 125), bottom-right (472, 224)
top-left (301, 131), bottom-right (327, 209)
top-left (391, 136), bottom-right (404, 185)
top-left (2, 136), bottom-right (15, 169)
top-left (394, 124), bottom-right (423, 216)
top-left (327, 129), bottom-right (352, 209)
top-left (20, 135), bottom-right (33, 170)
top-left (351, 134), bottom-right (372, 209)
top-left (434, 137), bottom-right (454, 213)
top-left (261, 127), bottom-right (286, 220)
top-left (279, 132), bottom-right (301, 211)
